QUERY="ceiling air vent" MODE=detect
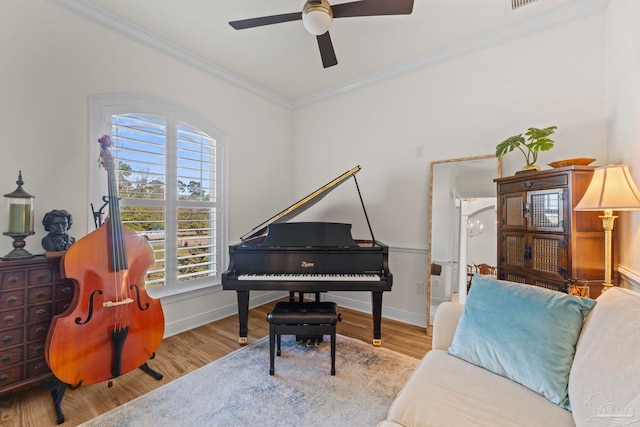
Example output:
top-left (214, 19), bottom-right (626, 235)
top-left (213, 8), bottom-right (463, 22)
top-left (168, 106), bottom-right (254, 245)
top-left (511, 0), bottom-right (539, 10)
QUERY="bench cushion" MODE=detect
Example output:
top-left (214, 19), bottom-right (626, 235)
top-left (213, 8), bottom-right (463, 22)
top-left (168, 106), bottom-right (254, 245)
top-left (268, 301), bottom-right (338, 325)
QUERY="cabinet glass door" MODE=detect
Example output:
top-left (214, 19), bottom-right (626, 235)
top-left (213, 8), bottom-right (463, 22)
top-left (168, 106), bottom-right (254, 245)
top-left (527, 189), bottom-right (565, 232)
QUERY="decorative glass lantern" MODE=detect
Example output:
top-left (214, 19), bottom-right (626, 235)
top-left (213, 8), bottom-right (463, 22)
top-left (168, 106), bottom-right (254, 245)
top-left (3, 171), bottom-right (35, 260)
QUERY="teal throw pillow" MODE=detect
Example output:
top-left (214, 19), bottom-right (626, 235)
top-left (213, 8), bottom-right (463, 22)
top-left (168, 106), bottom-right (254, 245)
top-left (448, 275), bottom-right (596, 409)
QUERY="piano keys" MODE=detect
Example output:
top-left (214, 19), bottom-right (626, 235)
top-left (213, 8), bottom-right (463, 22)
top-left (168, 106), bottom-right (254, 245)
top-left (222, 166), bottom-right (392, 346)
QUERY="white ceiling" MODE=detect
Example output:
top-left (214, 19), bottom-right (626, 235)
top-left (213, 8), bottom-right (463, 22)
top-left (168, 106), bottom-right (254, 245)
top-left (50, 0), bottom-right (606, 108)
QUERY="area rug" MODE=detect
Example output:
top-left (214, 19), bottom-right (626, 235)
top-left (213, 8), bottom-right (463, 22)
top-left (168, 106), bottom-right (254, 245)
top-left (80, 335), bottom-right (420, 427)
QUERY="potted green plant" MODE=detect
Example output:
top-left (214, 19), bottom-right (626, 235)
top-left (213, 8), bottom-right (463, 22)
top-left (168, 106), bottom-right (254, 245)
top-left (495, 126), bottom-right (557, 171)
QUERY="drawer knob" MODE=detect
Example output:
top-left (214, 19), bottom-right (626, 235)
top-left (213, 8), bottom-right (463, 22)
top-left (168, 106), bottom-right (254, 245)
top-left (36, 326), bottom-right (47, 335)
top-left (36, 344), bottom-right (45, 353)
top-left (36, 291), bottom-right (45, 299)
top-left (2, 335), bottom-right (12, 344)
top-left (61, 286), bottom-right (72, 295)
top-left (0, 375), bottom-right (8, 383)
top-left (3, 315), bottom-right (15, 323)
top-left (1, 355), bottom-right (10, 362)
top-left (6, 296), bottom-right (18, 304)
top-left (8, 276), bottom-right (18, 283)
top-left (36, 308), bottom-right (47, 317)
top-left (36, 273), bottom-right (46, 281)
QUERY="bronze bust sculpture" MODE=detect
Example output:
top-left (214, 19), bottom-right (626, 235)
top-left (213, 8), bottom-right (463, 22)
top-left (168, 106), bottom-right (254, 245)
top-left (42, 209), bottom-right (76, 252)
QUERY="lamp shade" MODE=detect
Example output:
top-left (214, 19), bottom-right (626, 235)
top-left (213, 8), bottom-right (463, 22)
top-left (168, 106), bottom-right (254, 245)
top-left (575, 165), bottom-right (640, 211)
top-left (302, 0), bottom-right (333, 35)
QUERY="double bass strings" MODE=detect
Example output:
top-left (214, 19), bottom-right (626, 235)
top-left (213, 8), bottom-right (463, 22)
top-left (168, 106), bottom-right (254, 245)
top-left (101, 139), bottom-right (134, 332)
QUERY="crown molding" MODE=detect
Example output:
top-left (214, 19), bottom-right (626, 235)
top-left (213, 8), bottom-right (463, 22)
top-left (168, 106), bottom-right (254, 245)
top-left (48, 0), bottom-right (291, 108)
top-left (292, 0), bottom-right (609, 108)
top-left (49, 0), bottom-right (608, 110)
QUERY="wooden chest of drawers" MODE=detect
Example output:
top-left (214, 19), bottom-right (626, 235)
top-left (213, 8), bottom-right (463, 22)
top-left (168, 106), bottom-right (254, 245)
top-left (0, 255), bottom-right (74, 394)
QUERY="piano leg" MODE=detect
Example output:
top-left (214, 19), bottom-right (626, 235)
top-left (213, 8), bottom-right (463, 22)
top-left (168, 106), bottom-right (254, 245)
top-left (371, 291), bottom-right (383, 347)
top-left (236, 290), bottom-right (250, 345)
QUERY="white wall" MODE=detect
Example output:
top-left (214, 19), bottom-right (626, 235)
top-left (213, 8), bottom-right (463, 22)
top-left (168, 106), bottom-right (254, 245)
top-left (605, 0), bottom-right (640, 291)
top-left (0, 0), bottom-right (294, 336)
top-left (293, 14), bottom-right (608, 326)
top-left (2, 1), bottom-right (634, 335)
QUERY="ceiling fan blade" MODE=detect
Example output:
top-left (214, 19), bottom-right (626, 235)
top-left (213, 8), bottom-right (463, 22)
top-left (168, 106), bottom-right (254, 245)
top-left (317, 32), bottom-right (338, 68)
top-left (229, 12), bottom-right (301, 30)
top-left (332, 0), bottom-right (414, 18)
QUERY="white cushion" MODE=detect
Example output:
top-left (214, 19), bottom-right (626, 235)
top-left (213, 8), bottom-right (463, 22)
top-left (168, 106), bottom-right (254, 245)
top-left (386, 350), bottom-right (574, 427)
top-left (569, 287), bottom-right (640, 427)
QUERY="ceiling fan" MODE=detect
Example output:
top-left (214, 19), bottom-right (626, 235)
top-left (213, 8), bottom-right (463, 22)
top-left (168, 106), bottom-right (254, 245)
top-left (229, 0), bottom-right (414, 68)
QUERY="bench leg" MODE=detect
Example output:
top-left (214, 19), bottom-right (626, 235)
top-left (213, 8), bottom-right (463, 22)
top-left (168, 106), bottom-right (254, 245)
top-left (269, 324), bottom-right (276, 375)
top-left (331, 327), bottom-right (336, 376)
top-left (277, 333), bottom-right (281, 356)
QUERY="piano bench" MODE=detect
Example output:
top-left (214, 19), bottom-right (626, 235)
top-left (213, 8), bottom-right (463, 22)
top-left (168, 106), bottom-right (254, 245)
top-left (267, 301), bottom-right (341, 376)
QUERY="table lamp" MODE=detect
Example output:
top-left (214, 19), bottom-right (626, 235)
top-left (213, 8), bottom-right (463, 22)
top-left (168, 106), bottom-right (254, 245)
top-left (574, 164), bottom-right (640, 291)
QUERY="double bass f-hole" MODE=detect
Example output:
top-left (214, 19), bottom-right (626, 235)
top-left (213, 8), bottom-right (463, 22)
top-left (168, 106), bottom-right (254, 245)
top-left (74, 290), bottom-right (104, 325)
top-left (130, 284), bottom-right (150, 311)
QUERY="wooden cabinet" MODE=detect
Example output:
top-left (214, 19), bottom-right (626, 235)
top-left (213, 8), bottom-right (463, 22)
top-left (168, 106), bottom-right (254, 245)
top-left (0, 255), bottom-right (73, 415)
top-left (495, 166), bottom-right (606, 298)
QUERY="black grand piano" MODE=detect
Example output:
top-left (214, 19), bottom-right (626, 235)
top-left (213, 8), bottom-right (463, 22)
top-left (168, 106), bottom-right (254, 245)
top-left (222, 166), bottom-right (392, 346)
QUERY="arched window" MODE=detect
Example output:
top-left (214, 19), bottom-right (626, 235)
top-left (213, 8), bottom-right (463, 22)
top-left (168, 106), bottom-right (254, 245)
top-left (89, 94), bottom-right (227, 297)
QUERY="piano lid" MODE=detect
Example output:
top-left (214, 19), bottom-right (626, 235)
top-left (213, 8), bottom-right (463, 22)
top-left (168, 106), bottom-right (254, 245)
top-left (240, 165), bottom-right (361, 241)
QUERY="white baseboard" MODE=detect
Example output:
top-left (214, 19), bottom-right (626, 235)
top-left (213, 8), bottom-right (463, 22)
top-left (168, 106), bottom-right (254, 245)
top-left (163, 290), bottom-right (287, 338)
top-left (322, 294), bottom-right (427, 328)
top-left (163, 286), bottom-right (427, 339)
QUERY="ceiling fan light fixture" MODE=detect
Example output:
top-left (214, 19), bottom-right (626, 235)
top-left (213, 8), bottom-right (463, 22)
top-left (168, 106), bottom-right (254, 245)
top-left (302, 0), bottom-right (333, 35)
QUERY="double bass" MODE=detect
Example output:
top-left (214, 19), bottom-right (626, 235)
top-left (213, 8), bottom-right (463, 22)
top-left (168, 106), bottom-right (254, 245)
top-left (46, 135), bottom-right (165, 387)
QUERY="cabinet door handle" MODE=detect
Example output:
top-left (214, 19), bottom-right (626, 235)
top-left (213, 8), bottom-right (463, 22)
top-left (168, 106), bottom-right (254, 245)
top-left (522, 181), bottom-right (534, 189)
top-left (524, 243), bottom-right (532, 260)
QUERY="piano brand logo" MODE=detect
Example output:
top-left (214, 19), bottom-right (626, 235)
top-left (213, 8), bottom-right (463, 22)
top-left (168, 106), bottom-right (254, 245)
top-left (301, 261), bottom-right (315, 268)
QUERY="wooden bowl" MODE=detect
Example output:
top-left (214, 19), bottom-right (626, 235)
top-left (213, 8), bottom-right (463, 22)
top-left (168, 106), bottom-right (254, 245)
top-left (548, 158), bottom-right (596, 168)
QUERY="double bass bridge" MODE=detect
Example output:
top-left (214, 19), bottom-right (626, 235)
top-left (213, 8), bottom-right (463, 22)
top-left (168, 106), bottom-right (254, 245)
top-left (103, 298), bottom-right (134, 308)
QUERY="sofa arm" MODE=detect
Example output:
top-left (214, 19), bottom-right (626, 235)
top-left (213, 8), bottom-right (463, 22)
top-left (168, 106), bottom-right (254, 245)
top-left (432, 302), bottom-right (464, 350)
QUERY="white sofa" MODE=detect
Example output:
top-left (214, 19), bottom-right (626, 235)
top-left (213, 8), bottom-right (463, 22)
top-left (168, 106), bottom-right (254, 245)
top-left (378, 285), bottom-right (640, 427)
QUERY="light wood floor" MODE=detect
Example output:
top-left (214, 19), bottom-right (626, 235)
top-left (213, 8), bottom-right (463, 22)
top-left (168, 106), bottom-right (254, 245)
top-left (0, 300), bottom-right (431, 426)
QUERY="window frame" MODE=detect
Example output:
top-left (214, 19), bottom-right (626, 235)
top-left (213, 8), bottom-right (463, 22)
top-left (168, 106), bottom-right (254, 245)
top-left (88, 93), bottom-right (228, 298)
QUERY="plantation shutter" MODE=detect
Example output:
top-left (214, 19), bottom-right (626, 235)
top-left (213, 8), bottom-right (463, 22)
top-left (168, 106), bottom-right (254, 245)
top-left (110, 113), bottom-right (218, 288)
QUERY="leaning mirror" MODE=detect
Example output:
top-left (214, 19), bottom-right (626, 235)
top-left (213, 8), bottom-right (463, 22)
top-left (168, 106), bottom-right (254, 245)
top-left (426, 155), bottom-right (502, 334)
